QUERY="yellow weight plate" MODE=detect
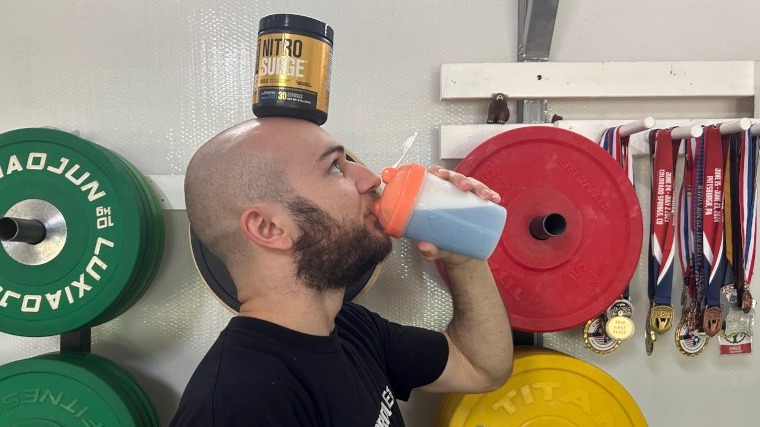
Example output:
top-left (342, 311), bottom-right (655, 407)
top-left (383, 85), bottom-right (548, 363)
top-left (437, 347), bottom-right (647, 427)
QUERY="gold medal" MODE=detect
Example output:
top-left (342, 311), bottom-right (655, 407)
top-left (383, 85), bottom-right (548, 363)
top-left (675, 317), bottom-right (709, 356)
top-left (605, 299), bottom-right (634, 320)
top-left (645, 323), bottom-right (655, 355)
top-left (583, 316), bottom-right (620, 354)
top-left (649, 304), bottom-right (674, 334)
top-left (605, 314), bottom-right (634, 341)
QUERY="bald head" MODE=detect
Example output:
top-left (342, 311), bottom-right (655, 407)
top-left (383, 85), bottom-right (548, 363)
top-left (184, 117), bottom-right (323, 267)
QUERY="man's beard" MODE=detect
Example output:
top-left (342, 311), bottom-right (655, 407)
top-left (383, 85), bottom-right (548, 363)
top-left (287, 194), bottom-right (392, 293)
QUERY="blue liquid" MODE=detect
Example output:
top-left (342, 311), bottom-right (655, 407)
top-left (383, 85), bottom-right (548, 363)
top-left (403, 205), bottom-right (507, 260)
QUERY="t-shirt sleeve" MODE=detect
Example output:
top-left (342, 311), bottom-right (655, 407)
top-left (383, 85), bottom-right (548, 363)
top-left (342, 303), bottom-right (449, 401)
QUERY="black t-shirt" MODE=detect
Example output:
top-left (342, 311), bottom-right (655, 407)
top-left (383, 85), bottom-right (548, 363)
top-left (169, 302), bottom-right (449, 427)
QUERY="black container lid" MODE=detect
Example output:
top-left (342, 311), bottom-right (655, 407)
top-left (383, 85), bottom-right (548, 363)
top-left (259, 14), bottom-right (334, 43)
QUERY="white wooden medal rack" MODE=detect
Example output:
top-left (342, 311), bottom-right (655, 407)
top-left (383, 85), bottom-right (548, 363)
top-left (439, 61), bottom-right (760, 160)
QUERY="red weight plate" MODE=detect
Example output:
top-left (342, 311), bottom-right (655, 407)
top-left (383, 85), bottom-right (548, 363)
top-left (444, 127), bottom-right (643, 332)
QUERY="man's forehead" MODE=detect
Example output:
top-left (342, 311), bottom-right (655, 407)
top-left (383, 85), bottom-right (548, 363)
top-left (270, 131), bottom-right (341, 168)
top-left (285, 130), bottom-right (341, 157)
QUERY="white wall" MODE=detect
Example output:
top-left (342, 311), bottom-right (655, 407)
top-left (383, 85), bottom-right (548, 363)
top-left (1, 1), bottom-right (758, 426)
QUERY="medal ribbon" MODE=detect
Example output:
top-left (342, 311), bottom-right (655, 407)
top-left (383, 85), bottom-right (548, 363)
top-left (740, 129), bottom-right (758, 284)
top-left (677, 134), bottom-right (696, 306)
top-left (599, 127), bottom-right (635, 185)
top-left (726, 133), bottom-right (743, 299)
top-left (600, 127), bottom-right (634, 300)
top-left (689, 131), bottom-right (707, 329)
top-left (701, 126), bottom-right (727, 310)
top-left (648, 129), bottom-right (679, 306)
top-left (726, 129), bottom-right (758, 303)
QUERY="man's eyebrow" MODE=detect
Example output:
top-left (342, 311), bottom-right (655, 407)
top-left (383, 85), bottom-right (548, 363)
top-left (316, 145), bottom-right (345, 165)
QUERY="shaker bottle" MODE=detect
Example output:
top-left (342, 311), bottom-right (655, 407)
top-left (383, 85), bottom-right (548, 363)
top-left (372, 163), bottom-right (507, 260)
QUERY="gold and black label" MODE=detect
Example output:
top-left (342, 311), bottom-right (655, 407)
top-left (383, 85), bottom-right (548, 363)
top-left (253, 32), bottom-right (332, 113)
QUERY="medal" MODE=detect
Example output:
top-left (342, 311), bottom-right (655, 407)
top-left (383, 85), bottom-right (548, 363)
top-left (584, 316), bottom-right (620, 354)
top-left (694, 126), bottom-right (728, 340)
top-left (675, 317), bottom-right (709, 356)
top-left (649, 304), bottom-right (674, 334)
top-left (702, 306), bottom-right (723, 337)
top-left (605, 299), bottom-right (634, 320)
top-left (644, 313), bottom-right (655, 355)
top-left (718, 331), bottom-right (753, 355)
top-left (593, 128), bottom-right (638, 350)
top-left (646, 130), bottom-right (680, 346)
top-left (720, 285), bottom-right (750, 337)
top-left (604, 299), bottom-right (634, 341)
top-left (724, 306), bottom-right (755, 338)
top-left (605, 315), bottom-right (634, 341)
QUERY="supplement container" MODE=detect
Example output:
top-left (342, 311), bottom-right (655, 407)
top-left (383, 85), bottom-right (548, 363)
top-left (252, 14), bottom-right (333, 125)
top-left (373, 164), bottom-right (507, 260)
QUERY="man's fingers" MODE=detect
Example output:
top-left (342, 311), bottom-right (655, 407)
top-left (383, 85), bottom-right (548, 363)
top-left (417, 242), bottom-right (439, 261)
top-left (429, 166), bottom-right (501, 203)
top-left (417, 242), bottom-right (475, 265)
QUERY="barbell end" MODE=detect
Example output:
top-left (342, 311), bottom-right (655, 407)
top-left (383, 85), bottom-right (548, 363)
top-left (529, 213), bottom-right (567, 240)
top-left (0, 217), bottom-right (47, 245)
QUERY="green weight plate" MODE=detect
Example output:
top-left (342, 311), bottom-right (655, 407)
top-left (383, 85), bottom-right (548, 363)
top-left (0, 354), bottom-right (142, 426)
top-left (84, 355), bottom-right (160, 426)
top-left (41, 353), bottom-right (151, 427)
top-left (106, 150), bottom-right (164, 320)
top-left (93, 147), bottom-right (164, 324)
top-left (37, 352), bottom-right (158, 426)
top-left (89, 148), bottom-right (150, 325)
top-left (114, 149), bottom-right (164, 288)
top-left (42, 352), bottom-right (160, 427)
top-left (88, 354), bottom-right (160, 426)
top-left (0, 128), bottom-right (147, 336)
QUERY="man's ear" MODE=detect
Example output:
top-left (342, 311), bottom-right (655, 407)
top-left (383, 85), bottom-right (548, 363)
top-left (240, 204), bottom-right (294, 250)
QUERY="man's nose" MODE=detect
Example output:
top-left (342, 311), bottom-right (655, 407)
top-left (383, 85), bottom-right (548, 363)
top-left (349, 162), bottom-right (381, 194)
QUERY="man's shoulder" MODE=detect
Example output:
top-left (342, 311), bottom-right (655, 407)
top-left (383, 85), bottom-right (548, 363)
top-left (172, 363), bottom-right (311, 427)
top-left (170, 341), bottom-right (308, 427)
top-left (337, 301), bottom-right (381, 326)
top-left (190, 326), bottom-right (302, 389)
top-left (215, 359), bottom-right (302, 398)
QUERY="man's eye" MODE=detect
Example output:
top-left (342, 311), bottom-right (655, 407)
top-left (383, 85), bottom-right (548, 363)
top-left (329, 161), bottom-right (343, 174)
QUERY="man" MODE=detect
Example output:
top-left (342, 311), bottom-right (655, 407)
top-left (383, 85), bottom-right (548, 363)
top-left (170, 117), bottom-right (512, 426)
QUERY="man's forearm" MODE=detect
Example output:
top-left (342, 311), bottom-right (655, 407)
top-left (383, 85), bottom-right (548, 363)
top-left (445, 259), bottom-right (513, 388)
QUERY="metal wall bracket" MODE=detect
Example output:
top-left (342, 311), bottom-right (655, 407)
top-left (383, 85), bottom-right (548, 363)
top-left (60, 328), bottom-right (92, 353)
top-left (517, 0), bottom-right (559, 124)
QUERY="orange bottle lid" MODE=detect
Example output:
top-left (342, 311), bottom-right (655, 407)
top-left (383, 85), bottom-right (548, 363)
top-left (372, 164), bottom-right (426, 238)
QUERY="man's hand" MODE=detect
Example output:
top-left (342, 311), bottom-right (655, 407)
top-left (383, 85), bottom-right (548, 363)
top-left (427, 165), bottom-right (501, 203)
top-left (416, 165), bottom-right (502, 265)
